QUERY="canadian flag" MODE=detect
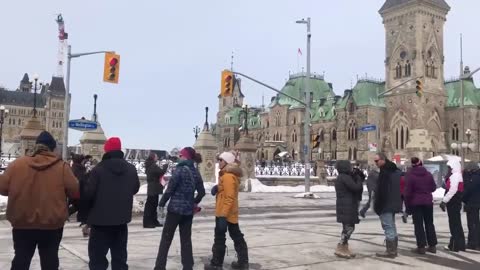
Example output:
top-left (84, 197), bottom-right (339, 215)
top-left (298, 48), bottom-right (303, 56)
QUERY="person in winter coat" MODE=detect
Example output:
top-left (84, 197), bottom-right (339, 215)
top-left (0, 131), bottom-right (79, 270)
top-left (143, 152), bottom-right (168, 228)
top-left (69, 153), bottom-right (93, 237)
top-left (155, 147), bottom-right (205, 270)
top-left (360, 168), bottom-right (379, 218)
top-left (462, 163), bottom-right (480, 251)
top-left (334, 160), bottom-right (363, 259)
top-left (440, 157), bottom-right (466, 252)
top-left (83, 137), bottom-right (140, 269)
top-left (400, 172), bottom-right (409, 224)
top-left (205, 152), bottom-right (249, 270)
top-left (373, 152), bottom-right (402, 258)
top-left (404, 157), bottom-right (438, 254)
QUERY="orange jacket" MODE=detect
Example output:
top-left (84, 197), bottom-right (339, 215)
top-left (0, 151), bottom-right (79, 229)
top-left (215, 163), bottom-right (243, 224)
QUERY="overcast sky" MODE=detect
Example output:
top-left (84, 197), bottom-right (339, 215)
top-left (1, 0), bottom-right (479, 151)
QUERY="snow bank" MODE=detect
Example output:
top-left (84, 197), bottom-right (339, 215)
top-left (250, 179), bottom-right (336, 193)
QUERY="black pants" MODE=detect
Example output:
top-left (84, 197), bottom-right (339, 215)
top-left (447, 194), bottom-right (466, 251)
top-left (211, 218), bottom-right (248, 266)
top-left (88, 224), bottom-right (128, 270)
top-left (340, 223), bottom-right (355, 244)
top-left (155, 212), bottom-right (193, 270)
top-left (411, 205), bottom-right (438, 248)
top-left (11, 228), bottom-right (64, 270)
top-left (466, 206), bottom-right (480, 249)
top-left (143, 195), bottom-right (159, 226)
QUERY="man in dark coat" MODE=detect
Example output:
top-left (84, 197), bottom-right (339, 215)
top-left (143, 152), bottom-right (168, 228)
top-left (463, 163), bottom-right (480, 251)
top-left (83, 137), bottom-right (140, 269)
top-left (373, 153), bottom-right (402, 258)
top-left (334, 160), bottom-right (363, 259)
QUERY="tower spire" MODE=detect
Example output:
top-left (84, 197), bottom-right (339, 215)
top-left (460, 33), bottom-right (464, 76)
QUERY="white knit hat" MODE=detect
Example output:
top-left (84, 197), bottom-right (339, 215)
top-left (219, 152), bottom-right (236, 164)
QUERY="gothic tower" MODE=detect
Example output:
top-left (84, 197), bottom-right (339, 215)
top-left (380, 0), bottom-right (450, 158)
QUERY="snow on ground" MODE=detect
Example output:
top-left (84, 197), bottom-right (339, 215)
top-left (250, 179), bottom-right (336, 193)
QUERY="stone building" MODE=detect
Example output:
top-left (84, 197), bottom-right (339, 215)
top-left (0, 73), bottom-right (66, 156)
top-left (214, 0), bottom-right (480, 165)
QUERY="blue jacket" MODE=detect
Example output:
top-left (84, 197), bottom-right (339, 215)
top-left (159, 160), bottom-right (205, 215)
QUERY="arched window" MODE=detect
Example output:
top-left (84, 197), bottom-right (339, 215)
top-left (348, 148), bottom-right (352, 160)
top-left (396, 128), bottom-right (399, 150)
top-left (293, 117), bottom-right (297, 125)
top-left (332, 129), bottom-right (337, 141)
top-left (452, 123), bottom-right (459, 141)
top-left (401, 126), bottom-right (405, 149)
top-left (348, 121), bottom-right (357, 141)
top-left (405, 61), bottom-right (411, 77)
top-left (353, 147), bottom-right (357, 160)
top-left (319, 130), bottom-right (324, 141)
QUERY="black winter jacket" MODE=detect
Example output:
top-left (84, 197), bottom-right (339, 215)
top-left (335, 161), bottom-right (363, 224)
top-left (145, 159), bottom-right (167, 196)
top-left (83, 151), bottom-right (140, 226)
top-left (463, 169), bottom-right (480, 208)
top-left (374, 160), bottom-right (402, 215)
top-left (71, 162), bottom-right (89, 223)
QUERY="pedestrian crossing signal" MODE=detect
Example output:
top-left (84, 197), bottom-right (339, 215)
top-left (103, 52), bottom-right (120, 84)
top-left (415, 80), bottom-right (423, 97)
top-left (220, 70), bottom-right (234, 97)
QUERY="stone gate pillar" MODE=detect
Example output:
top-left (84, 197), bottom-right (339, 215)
top-left (20, 117), bottom-right (45, 156)
top-left (194, 129), bottom-right (217, 182)
top-left (234, 134), bottom-right (256, 192)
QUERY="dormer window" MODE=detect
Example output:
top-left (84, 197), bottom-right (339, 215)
top-left (318, 108), bottom-right (325, 118)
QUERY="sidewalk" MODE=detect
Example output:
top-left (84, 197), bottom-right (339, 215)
top-left (0, 193), bottom-right (479, 269)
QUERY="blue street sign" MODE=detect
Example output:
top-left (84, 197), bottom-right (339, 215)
top-left (68, 119), bottom-right (98, 131)
top-left (360, 124), bottom-right (377, 132)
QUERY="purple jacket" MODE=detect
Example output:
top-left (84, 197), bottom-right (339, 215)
top-left (404, 166), bottom-right (437, 207)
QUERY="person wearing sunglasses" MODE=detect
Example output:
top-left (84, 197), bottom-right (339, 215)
top-left (373, 153), bottom-right (402, 258)
top-left (205, 152), bottom-right (249, 270)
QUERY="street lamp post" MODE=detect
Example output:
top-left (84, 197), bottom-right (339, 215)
top-left (193, 126), bottom-right (200, 140)
top-left (242, 104), bottom-right (249, 135)
top-left (296, 17), bottom-right (312, 194)
top-left (32, 74), bottom-right (41, 118)
top-left (0, 106), bottom-right (9, 158)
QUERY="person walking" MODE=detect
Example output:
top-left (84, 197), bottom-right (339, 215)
top-left (333, 160), bottom-right (363, 259)
top-left (360, 168), bottom-right (379, 218)
top-left (404, 157), bottom-right (438, 254)
top-left (83, 137), bottom-right (140, 270)
top-left (373, 153), bottom-right (402, 258)
top-left (0, 131), bottom-right (79, 270)
top-left (143, 152), bottom-right (168, 228)
top-left (462, 163), bottom-right (480, 251)
top-left (154, 147), bottom-right (206, 270)
top-left (69, 153), bottom-right (92, 237)
top-left (204, 152), bottom-right (249, 270)
top-left (440, 157), bottom-right (466, 252)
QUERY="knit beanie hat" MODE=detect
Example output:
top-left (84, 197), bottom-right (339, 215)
top-left (104, 137), bottom-right (122, 152)
top-left (219, 152), bottom-right (236, 164)
top-left (36, 131), bottom-right (57, 151)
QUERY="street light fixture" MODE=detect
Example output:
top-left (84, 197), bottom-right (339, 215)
top-left (193, 126), bottom-right (200, 140)
top-left (31, 74), bottom-right (43, 118)
top-left (0, 105), bottom-right (9, 158)
top-left (296, 17), bottom-right (313, 194)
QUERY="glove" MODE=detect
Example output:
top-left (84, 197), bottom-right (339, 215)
top-left (216, 217), bottom-right (228, 232)
top-left (193, 204), bottom-right (202, 215)
top-left (359, 207), bottom-right (367, 218)
top-left (439, 202), bottom-right (446, 212)
top-left (211, 185), bottom-right (218, 196)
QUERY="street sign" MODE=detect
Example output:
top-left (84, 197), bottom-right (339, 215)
top-left (68, 119), bottom-right (97, 131)
top-left (360, 124), bottom-right (376, 132)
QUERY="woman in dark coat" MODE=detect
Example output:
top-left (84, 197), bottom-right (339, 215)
top-left (143, 152), bottom-right (168, 228)
top-left (404, 157), bottom-right (438, 254)
top-left (334, 160), bottom-right (363, 259)
top-left (462, 163), bottom-right (480, 250)
top-left (70, 154), bottom-right (92, 237)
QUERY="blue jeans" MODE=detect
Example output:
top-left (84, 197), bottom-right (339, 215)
top-left (380, 212), bottom-right (397, 241)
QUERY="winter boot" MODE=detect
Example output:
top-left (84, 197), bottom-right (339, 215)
top-left (334, 243), bottom-right (351, 259)
top-left (231, 241), bottom-right (249, 269)
top-left (376, 240), bottom-right (397, 258)
top-left (345, 243), bottom-right (356, 258)
top-left (426, 246), bottom-right (437, 254)
top-left (411, 247), bottom-right (426, 255)
top-left (204, 245), bottom-right (226, 270)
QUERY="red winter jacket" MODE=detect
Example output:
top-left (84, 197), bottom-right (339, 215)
top-left (400, 175), bottom-right (405, 195)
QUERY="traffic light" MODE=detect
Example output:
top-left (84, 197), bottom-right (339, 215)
top-left (415, 79), bottom-right (423, 97)
top-left (311, 134), bottom-right (320, 149)
top-left (103, 52), bottom-right (120, 84)
top-left (220, 70), bottom-right (234, 97)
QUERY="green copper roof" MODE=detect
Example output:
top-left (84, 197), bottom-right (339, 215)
top-left (223, 106), bottom-right (262, 129)
top-left (352, 80), bottom-right (386, 107)
top-left (223, 107), bottom-right (243, 125)
top-left (269, 73), bottom-right (334, 108)
top-left (445, 79), bottom-right (480, 107)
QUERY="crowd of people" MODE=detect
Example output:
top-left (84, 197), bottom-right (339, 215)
top-left (0, 131), bottom-right (250, 270)
top-left (333, 153), bottom-right (480, 259)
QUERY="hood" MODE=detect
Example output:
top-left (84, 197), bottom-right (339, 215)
top-left (101, 150), bottom-right (128, 175)
top-left (409, 166), bottom-right (429, 177)
top-left (221, 163), bottom-right (243, 178)
top-left (28, 151), bottom-right (62, 171)
top-left (446, 158), bottom-right (461, 174)
top-left (336, 160), bottom-right (352, 174)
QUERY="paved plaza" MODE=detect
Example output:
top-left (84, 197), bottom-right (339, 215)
top-left (0, 193), bottom-right (479, 270)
